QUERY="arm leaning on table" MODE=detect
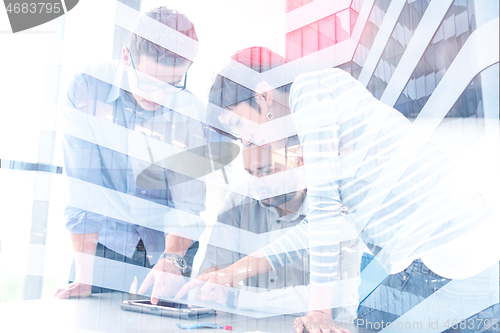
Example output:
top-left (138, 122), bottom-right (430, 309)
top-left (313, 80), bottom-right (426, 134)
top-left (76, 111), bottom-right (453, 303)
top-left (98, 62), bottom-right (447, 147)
top-left (55, 72), bottom-right (107, 299)
top-left (175, 220), bottom-right (309, 297)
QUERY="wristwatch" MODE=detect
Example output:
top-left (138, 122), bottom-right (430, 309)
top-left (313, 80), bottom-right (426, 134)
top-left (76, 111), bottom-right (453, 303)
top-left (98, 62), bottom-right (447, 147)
top-left (159, 253), bottom-right (191, 274)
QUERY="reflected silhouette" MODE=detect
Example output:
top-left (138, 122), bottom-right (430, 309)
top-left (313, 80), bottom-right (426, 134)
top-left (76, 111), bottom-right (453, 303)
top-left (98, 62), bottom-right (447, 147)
top-left (137, 142), bottom-right (240, 188)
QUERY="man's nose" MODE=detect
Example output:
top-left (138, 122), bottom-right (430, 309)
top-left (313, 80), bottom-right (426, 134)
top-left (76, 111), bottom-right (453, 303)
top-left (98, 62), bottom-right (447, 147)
top-left (151, 89), bottom-right (162, 99)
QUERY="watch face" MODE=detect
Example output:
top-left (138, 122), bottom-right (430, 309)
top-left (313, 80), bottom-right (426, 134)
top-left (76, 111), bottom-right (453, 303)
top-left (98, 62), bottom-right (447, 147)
top-left (160, 253), bottom-right (189, 273)
top-left (175, 258), bottom-right (187, 269)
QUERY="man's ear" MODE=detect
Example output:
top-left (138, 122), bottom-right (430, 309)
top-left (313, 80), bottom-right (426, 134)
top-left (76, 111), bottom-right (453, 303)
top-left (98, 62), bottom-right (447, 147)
top-left (122, 47), bottom-right (131, 66)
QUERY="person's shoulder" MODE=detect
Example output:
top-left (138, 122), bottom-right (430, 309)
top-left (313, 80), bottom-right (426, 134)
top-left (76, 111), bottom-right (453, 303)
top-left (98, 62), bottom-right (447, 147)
top-left (294, 68), bottom-right (351, 84)
top-left (65, 61), bottom-right (122, 108)
top-left (167, 88), bottom-right (207, 123)
top-left (291, 68), bottom-right (361, 99)
top-left (70, 60), bottom-right (120, 86)
top-left (217, 184), bottom-right (260, 213)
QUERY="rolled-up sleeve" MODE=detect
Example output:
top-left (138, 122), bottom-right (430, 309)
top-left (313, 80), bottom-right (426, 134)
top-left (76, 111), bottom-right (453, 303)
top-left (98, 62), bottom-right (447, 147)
top-left (260, 219), bottom-right (309, 271)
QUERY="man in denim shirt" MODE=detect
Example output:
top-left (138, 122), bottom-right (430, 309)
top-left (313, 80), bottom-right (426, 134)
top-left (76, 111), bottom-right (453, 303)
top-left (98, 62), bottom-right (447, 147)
top-left (55, 6), bottom-right (209, 305)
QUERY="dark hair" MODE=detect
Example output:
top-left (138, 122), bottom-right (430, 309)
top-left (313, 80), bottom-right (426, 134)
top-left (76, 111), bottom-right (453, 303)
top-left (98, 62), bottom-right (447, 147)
top-left (208, 47), bottom-right (289, 113)
top-left (128, 6), bottom-right (198, 67)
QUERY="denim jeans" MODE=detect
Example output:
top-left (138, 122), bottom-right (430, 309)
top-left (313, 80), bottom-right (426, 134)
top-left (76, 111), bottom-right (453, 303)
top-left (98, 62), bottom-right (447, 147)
top-left (356, 259), bottom-right (499, 333)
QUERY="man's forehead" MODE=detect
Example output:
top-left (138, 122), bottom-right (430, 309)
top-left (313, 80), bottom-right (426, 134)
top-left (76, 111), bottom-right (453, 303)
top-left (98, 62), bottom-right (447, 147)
top-left (138, 56), bottom-right (188, 75)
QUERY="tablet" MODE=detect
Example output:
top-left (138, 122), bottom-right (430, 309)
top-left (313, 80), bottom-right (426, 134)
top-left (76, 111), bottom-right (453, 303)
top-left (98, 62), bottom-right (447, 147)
top-left (121, 300), bottom-right (216, 319)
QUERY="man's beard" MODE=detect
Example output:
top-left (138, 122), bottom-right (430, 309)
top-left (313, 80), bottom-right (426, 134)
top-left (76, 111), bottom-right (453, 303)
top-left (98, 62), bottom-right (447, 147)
top-left (261, 191), bottom-right (299, 208)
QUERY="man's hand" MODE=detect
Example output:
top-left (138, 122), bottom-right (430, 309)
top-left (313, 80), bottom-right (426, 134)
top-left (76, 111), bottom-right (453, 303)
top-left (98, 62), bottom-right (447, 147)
top-left (138, 257), bottom-right (186, 305)
top-left (55, 233), bottom-right (97, 300)
top-left (174, 267), bottom-right (235, 301)
top-left (55, 282), bottom-right (92, 299)
top-left (294, 310), bottom-right (351, 333)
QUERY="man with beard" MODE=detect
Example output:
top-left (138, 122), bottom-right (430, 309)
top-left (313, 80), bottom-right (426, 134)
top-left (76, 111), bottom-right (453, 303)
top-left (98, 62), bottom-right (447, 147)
top-left (199, 136), bottom-right (309, 291)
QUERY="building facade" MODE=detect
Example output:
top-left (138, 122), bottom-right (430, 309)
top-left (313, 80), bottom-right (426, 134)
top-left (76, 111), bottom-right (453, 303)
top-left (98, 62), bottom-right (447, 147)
top-left (285, 0), bottom-right (499, 119)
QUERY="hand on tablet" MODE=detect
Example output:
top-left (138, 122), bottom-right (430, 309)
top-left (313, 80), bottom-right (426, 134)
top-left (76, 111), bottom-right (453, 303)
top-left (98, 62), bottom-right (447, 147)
top-left (174, 268), bottom-right (233, 302)
top-left (138, 258), bottom-right (186, 305)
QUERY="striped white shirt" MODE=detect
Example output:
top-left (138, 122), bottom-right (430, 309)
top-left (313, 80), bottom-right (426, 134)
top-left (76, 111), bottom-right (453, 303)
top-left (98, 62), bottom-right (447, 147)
top-left (262, 68), bottom-right (492, 285)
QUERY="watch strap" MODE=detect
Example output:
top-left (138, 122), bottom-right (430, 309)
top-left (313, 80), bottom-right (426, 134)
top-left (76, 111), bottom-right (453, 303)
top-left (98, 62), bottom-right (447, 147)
top-left (225, 290), bottom-right (239, 308)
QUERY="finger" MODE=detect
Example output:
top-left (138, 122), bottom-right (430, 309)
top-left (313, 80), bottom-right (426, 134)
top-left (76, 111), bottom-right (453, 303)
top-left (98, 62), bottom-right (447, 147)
top-left (301, 316), bottom-right (321, 333)
top-left (56, 284), bottom-right (82, 299)
top-left (320, 325), bottom-right (331, 333)
top-left (55, 288), bottom-right (70, 299)
top-left (55, 284), bottom-right (78, 299)
top-left (327, 321), bottom-right (340, 333)
top-left (309, 325), bottom-right (321, 333)
top-left (138, 271), bottom-right (154, 295)
top-left (150, 276), bottom-right (163, 305)
top-left (196, 272), bottom-right (213, 282)
top-left (162, 279), bottom-right (177, 298)
top-left (169, 276), bottom-right (185, 297)
top-left (199, 276), bottom-right (220, 296)
top-left (294, 317), bottom-right (305, 333)
top-left (174, 279), bottom-right (204, 300)
top-left (199, 284), bottom-right (215, 301)
top-left (68, 286), bottom-right (85, 298)
top-left (198, 284), bottom-right (218, 302)
top-left (54, 288), bottom-right (65, 297)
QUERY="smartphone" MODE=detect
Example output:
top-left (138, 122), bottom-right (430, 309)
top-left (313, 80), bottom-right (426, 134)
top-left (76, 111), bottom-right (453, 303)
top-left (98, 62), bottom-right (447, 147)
top-left (121, 299), bottom-right (216, 319)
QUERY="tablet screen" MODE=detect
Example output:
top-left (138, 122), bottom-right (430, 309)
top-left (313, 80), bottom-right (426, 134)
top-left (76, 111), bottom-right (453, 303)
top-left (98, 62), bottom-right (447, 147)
top-left (128, 300), bottom-right (192, 309)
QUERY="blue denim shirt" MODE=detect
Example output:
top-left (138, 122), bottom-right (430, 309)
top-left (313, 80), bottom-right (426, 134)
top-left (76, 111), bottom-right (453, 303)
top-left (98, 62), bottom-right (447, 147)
top-left (62, 61), bottom-right (210, 264)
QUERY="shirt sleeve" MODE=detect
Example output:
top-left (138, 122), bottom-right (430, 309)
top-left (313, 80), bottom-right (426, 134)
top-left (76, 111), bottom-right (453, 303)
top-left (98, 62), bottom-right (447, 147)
top-left (260, 219), bottom-right (309, 271)
top-left (199, 191), bottom-right (242, 273)
top-left (164, 100), bottom-right (210, 242)
top-left (62, 73), bottom-right (107, 234)
top-left (289, 69), bottom-right (352, 285)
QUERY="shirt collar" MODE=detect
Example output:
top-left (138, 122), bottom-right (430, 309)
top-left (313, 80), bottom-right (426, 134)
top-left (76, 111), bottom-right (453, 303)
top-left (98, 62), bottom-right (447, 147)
top-left (106, 61), bottom-right (127, 104)
top-left (257, 196), bottom-right (308, 222)
top-left (105, 61), bottom-right (164, 122)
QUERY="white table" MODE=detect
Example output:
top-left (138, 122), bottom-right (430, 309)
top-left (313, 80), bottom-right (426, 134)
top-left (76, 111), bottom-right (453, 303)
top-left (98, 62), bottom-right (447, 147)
top-left (0, 292), bottom-right (373, 333)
